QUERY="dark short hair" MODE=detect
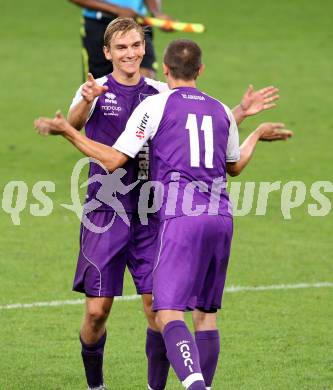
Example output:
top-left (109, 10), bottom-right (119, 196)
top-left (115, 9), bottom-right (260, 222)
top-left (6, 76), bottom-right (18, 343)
top-left (104, 17), bottom-right (144, 47)
top-left (163, 39), bottom-right (202, 80)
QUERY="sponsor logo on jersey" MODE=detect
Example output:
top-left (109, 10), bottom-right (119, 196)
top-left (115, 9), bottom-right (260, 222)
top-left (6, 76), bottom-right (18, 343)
top-left (104, 92), bottom-right (117, 104)
top-left (101, 92), bottom-right (121, 116)
top-left (136, 130), bottom-right (144, 139)
top-left (105, 92), bottom-right (116, 100)
top-left (138, 144), bottom-right (149, 180)
top-left (136, 113), bottom-right (149, 139)
top-left (101, 105), bottom-right (122, 111)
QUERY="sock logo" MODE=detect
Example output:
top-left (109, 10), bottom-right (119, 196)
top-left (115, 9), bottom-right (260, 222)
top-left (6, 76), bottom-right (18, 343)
top-left (176, 340), bottom-right (194, 373)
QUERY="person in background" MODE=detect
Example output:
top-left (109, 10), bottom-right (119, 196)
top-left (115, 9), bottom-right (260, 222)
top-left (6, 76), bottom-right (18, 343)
top-left (69, 0), bottom-right (171, 79)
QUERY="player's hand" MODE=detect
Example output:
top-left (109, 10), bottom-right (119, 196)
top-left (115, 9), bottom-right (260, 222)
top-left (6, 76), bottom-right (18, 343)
top-left (257, 122), bottom-right (293, 141)
top-left (240, 85), bottom-right (279, 117)
top-left (81, 73), bottom-right (108, 103)
top-left (35, 111), bottom-right (70, 136)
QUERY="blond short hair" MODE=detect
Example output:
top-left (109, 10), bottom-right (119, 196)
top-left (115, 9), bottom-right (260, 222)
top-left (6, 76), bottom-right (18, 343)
top-left (104, 17), bottom-right (145, 47)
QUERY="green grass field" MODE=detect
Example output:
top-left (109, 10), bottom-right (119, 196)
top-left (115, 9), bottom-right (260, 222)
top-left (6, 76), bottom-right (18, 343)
top-left (1, 0), bottom-right (332, 388)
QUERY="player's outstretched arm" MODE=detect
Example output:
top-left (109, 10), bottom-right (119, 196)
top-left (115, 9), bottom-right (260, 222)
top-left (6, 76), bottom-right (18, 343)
top-left (232, 85), bottom-right (279, 126)
top-left (227, 122), bottom-right (293, 177)
top-left (68, 0), bottom-right (137, 17)
top-left (35, 112), bottom-right (129, 171)
top-left (67, 73), bottom-right (108, 130)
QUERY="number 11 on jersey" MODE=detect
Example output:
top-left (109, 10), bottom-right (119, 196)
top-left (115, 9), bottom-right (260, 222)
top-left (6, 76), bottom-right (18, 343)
top-left (186, 113), bottom-right (214, 168)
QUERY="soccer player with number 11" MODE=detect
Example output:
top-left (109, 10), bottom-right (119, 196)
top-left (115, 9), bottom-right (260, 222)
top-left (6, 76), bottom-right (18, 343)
top-left (36, 37), bottom-right (292, 389)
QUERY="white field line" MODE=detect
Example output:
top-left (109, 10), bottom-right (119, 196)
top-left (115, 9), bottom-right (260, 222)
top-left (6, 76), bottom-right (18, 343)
top-left (0, 282), bottom-right (332, 311)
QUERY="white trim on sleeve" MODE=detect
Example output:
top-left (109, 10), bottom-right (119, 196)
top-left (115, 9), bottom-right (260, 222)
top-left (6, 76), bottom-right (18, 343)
top-left (144, 77), bottom-right (169, 93)
top-left (69, 76), bottom-right (108, 123)
top-left (202, 93), bottom-right (240, 162)
top-left (111, 145), bottom-right (137, 159)
top-left (221, 103), bottom-right (240, 162)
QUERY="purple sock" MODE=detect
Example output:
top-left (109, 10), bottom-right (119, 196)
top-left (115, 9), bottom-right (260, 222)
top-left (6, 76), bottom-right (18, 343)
top-left (80, 332), bottom-right (106, 388)
top-left (195, 330), bottom-right (220, 387)
top-left (162, 321), bottom-right (206, 390)
top-left (146, 328), bottom-right (170, 390)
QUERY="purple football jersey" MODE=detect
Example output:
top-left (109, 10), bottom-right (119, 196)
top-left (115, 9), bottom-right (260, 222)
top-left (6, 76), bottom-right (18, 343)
top-left (114, 87), bottom-right (240, 220)
top-left (70, 75), bottom-right (168, 212)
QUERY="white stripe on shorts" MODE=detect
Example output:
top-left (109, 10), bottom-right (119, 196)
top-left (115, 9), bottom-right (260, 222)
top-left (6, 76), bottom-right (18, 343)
top-left (81, 227), bottom-right (103, 296)
top-left (152, 220), bottom-right (166, 273)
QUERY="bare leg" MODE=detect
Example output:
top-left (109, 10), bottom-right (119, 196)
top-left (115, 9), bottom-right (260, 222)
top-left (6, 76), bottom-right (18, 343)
top-left (142, 293), bottom-right (159, 331)
top-left (81, 297), bottom-right (114, 343)
top-left (192, 310), bottom-right (217, 332)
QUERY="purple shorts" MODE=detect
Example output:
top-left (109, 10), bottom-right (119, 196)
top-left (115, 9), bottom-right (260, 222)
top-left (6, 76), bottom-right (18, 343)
top-left (152, 214), bottom-right (233, 312)
top-left (73, 211), bottom-right (158, 297)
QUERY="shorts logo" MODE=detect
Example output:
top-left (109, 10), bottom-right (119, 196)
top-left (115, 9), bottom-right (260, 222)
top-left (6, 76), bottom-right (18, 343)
top-left (136, 113), bottom-right (149, 140)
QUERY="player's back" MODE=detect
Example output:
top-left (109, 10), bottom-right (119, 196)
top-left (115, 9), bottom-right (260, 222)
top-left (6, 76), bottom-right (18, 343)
top-left (149, 87), bottom-right (239, 220)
